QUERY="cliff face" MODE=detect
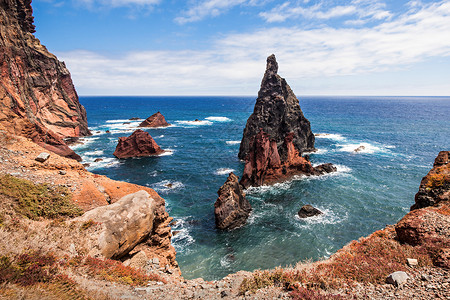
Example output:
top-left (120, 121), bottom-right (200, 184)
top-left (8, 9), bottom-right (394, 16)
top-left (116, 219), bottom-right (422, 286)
top-left (238, 54), bottom-right (315, 161)
top-left (0, 0), bottom-right (90, 160)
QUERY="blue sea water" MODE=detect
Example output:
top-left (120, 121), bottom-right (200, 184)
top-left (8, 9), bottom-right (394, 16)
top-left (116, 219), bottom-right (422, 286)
top-left (73, 96), bottom-right (450, 281)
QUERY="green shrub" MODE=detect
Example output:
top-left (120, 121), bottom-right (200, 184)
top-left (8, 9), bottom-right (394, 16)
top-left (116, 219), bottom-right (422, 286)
top-left (0, 175), bottom-right (82, 219)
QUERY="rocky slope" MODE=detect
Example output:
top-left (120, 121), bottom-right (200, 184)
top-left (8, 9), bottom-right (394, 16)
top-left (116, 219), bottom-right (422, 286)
top-left (0, 0), bottom-right (90, 161)
top-left (238, 54), bottom-right (315, 161)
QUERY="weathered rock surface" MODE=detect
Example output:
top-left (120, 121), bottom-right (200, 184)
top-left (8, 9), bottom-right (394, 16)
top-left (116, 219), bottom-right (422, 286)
top-left (239, 130), bottom-right (336, 188)
top-left (386, 271), bottom-right (409, 287)
top-left (214, 172), bottom-right (252, 230)
top-left (411, 151), bottom-right (449, 210)
top-left (396, 151), bottom-right (450, 269)
top-left (298, 204), bottom-right (323, 218)
top-left (238, 54), bottom-right (315, 161)
top-left (139, 112), bottom-right (170, 128)
top-left (75, 191), bottom-right (156, 259)
top-left (113, 129), bottom-right (164, 158)
top-left (0, 0), bottom-right (90, 160)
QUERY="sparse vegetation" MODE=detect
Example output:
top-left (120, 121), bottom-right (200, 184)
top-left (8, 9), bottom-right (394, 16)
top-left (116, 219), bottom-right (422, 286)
top-left (240, 228), bottom-right (434, 295)
top-left (0, 174), bottom-right (83, 220)
top-left (80, 219), bottom-right (99, 231)
top-left (426, 173), bottom-right (449, 189)
top-left (69, 256), bottom-right (166, 286)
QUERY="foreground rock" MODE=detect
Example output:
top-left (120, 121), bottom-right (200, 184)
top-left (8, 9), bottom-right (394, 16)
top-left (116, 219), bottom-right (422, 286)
top-left (0, 0), bottom-right (90, 160)
top-left (240, 130), bottom-right (336, 188)
top-left (298, 204), bottom-right (323, 218)
top-left (113, 129), bottom-right (164, 158)
top-left (238, 54), bottom-right (315, 161)
top-left (411, 151), bottom-right (449, 210)
top-left (214, 173), bottom-right (252, 230)
top-left (139, 112), bottom-right (170, 128)
top-left (396, 151), bottom-right (450, 269)
top-left (238, 55), bottom-right (335, 188)
top-left (75, 191), bottom-right (156, 259)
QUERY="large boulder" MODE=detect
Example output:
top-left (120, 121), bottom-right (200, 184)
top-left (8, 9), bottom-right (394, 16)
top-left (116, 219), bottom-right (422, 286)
top-left (298, 205), bottom-right (323, 218)
top-left (74, 190), bottom-right (157, 259)
top-left (238, 54), bottom-right (315, 161)
top-left (113, 129), bottom-right (164, 158)
top-left (0, 0), bottom-right (90, 160)
top-left (139, 112), bottom-right (170, 128)
top-left (214, 173), bottom-right (252, 230)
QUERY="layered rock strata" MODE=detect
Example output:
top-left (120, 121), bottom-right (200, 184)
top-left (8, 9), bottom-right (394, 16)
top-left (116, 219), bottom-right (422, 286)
top-left (240, 129), bottom-right (336, 188)
top-left (396, 151), bottom-right (450, 269)
top-left (113, 129), bottom-right (164, 158)
top-left (0, 0), bottom-right (90, 160)
top-left (139, 112), bottom-right (170, 128)
top-left (214, 172), bottom-right (252, 230)
top-left (238, 55), bottom-right (334, 188)
top-left (238, 54), bottom-right (315, 161)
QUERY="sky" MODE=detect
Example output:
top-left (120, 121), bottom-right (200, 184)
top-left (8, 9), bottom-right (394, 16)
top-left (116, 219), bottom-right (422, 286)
top-left (32, 0), bottom-right (450, 96)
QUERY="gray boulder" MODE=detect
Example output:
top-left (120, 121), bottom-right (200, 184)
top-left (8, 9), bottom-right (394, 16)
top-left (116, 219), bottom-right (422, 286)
top-left (386, 271), bottom-right (409, 286)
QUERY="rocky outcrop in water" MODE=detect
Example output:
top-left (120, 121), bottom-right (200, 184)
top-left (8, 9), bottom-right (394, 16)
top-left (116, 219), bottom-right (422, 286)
top-left (298, 205), bottom-right (323, 218)
top-left (113, 129), bottom-right (164, 158)
top-left (396, 151), bottom-right (450, 269)
top-left (214, 172), bottom-right (251, 230)
top-left (0, 0), bottom-right (90, 161)
top-left (238, 55), bottom-right (334, 188)
top-left (239, 129), bottom-right (336, 188)
top-left (411, 151), bottom-right (449, 210)
top-left (139, 112), bottom-right (170, 128)
top-left (238, 54), bottom-right (315, 161)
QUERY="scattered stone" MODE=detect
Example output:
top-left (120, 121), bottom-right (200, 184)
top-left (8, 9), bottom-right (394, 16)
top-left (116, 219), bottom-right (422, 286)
top-left (386, 271), bottom-right (409, 287)
top-left (59, 170), bottom-right (67, 175)
top-left (94, 158), bottom-right (103, 162)
top-left (172, 230), bottom-right (180, 236)
top-left (35, 152), bottom-right (50, 162)
top-left (298, 205), bottom-right (323, 218)
top-left (106, 130), bottom-right (110, 133)
top-left (407, 258), bottom-right (418, 267)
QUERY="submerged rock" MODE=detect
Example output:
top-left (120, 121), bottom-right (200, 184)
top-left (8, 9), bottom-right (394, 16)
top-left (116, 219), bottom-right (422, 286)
top-left (214, 173), bottom-right (252, 230)
top-left (113, 129), bottom-right (164, 158)
top-left (298, 205), bottom-right (323, 218)
top-left (139, 112), bottom-right (170, 128)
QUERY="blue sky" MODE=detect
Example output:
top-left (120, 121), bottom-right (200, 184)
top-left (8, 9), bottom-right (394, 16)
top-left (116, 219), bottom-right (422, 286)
top-left (33, 0), bottom-right (450, 96)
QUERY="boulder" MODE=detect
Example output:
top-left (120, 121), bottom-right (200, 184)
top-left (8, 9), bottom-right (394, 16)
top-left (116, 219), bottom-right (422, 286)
top-left (113, 129), bottom-right (164, 158)
top-left (238, 54), bottom-right (315, 161)
top-left (386, 271), bottom-right (409, 287)
top-left (35, 152), bottom-right (50, 163)
top-left (298, 205), bottom-right (323, 218)
top-left (139, 112), bottom-right (170, 128)
top-left (214, 173), bottom-right (252, 230)
top-left (74, 190), bottom-right (157, 259)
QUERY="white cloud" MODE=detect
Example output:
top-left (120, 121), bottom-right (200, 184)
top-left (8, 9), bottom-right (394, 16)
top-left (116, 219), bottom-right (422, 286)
top-left (175, 0), bottom-right (259, 24)
top-left (61, 1), bottom-right (450, 96)
top-left (76, 0), bottom-right (160, 8)
top-left (259, 0), bottom-right (392, 24)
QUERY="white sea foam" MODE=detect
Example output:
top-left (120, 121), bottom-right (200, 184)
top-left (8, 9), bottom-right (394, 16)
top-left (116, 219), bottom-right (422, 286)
top-left (337, 142), bottom-right (388, 154)
top-left (84, 157), bottom-right (122, 170)
top-left (105, 119), bottom-right (140, 123)
top-left (215, 168), bottom-right (235, 175)
top-left (156, 135), bottom-right (165, 138)
top-left (205, 116), bottom-right (232, 122)
top-left (69, 137), bottom-right (99, 150)
top-left (84, 150), bottom-right (104, 156)
top-left (293, 207), bottom-right (347, 228)
top-left (150, 180), bottom-right (184, 193)
top-left (158, 149), bottom-right (174, 156)
top-left (170, 218), bottom-right (195, 252)
top-left (226, 140), bottom-right (241, 145)
top-left (304, 148), bottom-right (328, 155)
top-left (175, 120), bottom-right (213, 126)
top-left (315, 133), bottom-right (346, 141)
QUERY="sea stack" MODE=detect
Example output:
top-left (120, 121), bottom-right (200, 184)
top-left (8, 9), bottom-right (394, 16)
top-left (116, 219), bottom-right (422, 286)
top-left (239, 54), bottom-right (335, 188)
top-left (214, 173), bottom-right (252, 230)
top-left (0, 0), bottom-right (90, 161)
top-left (113, 129), bottom-right (164, 158)
top-left (139, 112), bottom-right (170, 128)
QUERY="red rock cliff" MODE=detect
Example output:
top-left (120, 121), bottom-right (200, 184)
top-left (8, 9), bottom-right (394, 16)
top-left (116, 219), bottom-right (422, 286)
top-left (0, 0), bottom-right (90, 160)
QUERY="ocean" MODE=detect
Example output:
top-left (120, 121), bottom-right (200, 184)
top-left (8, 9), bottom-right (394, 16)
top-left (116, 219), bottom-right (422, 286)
top-left (72, 96), bottom-right (450, 280)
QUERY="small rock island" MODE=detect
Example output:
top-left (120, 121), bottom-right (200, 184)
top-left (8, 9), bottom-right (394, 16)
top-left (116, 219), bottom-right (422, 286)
top-left (139, 112), bottom-right (170, 128)
top-left (113, 129), bottom-right (165, 158)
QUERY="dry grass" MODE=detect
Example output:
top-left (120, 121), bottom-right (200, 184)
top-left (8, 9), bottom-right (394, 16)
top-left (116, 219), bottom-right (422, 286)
top-left (240, 227), bottom-right (434, 296)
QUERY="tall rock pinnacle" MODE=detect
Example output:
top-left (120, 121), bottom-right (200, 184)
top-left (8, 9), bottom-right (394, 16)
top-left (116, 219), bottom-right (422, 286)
top-left (0, 0), bottom-right (90, 160)
top-left (238, 54), bottom-right (315, 161)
